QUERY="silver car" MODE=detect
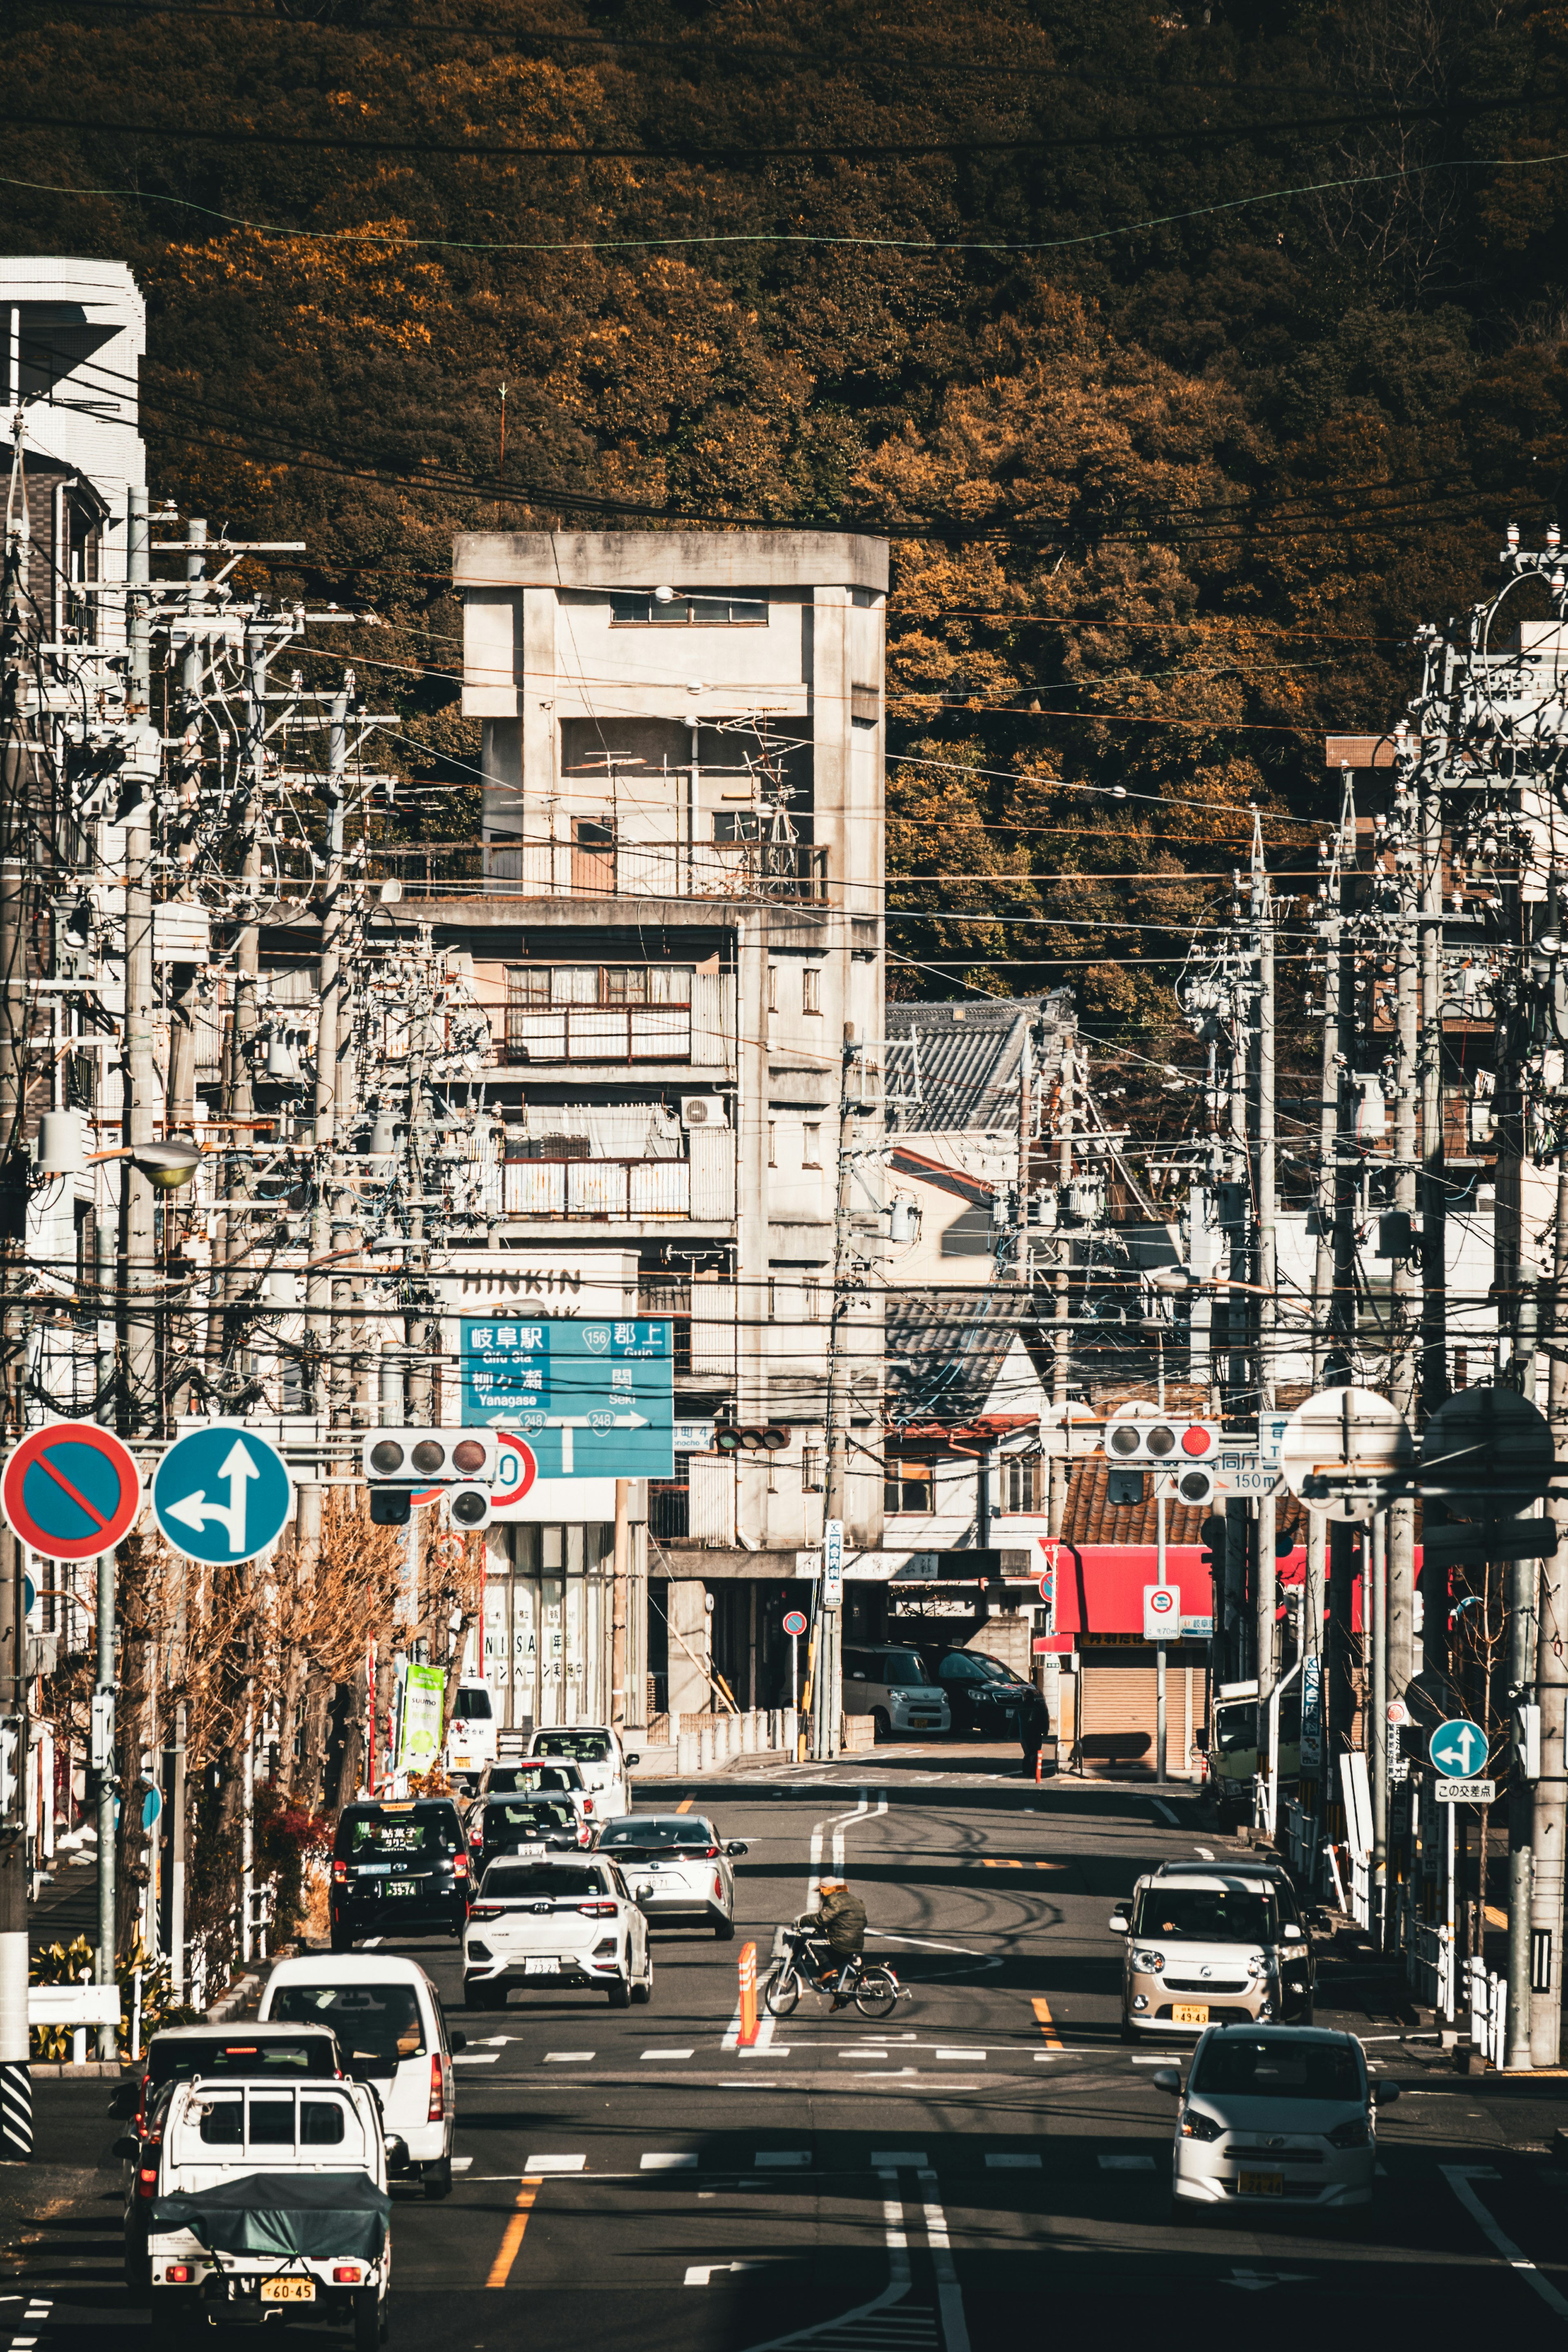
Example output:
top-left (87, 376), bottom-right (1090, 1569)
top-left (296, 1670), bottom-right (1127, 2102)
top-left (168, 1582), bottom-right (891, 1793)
top-left (1156, 2024), bottom-right (1398, 2220)
top-left (595, 1813), bottom-right (748, 1939)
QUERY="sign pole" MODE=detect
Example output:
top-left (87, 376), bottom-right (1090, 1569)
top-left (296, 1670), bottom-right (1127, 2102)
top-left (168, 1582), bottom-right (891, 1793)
top-left (791, 1634), bottom-right (798, 1716)
top-left (1155, 1340), bottom-right (1167, 1787)
top-left (94, 1546), bottom-right (117, 2060)
top-left (1370, 1509), bottom-right (1388, 1947)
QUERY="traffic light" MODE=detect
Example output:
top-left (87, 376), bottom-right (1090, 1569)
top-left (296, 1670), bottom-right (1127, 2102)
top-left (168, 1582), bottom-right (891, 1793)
top-left (714, 1424), bottom-right (792, 1454)
top-left (1107, 1468), bottom-right (1145, 1506)
top-left (1513, 1700), bottom-right (1542, 1781)
top-left (1199, 1515), bottom-right (1227, 1577)
top-left (1106, 1413), bottom-right (1221, 1466)
top-left (363, 1429), bottom-right (499, 1526)
top-left (1172, 1463), bottom-right (1217, 1507)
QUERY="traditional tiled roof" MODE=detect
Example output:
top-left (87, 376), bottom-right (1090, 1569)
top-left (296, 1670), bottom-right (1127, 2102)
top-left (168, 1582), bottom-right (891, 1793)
top-left (1062, 1454), bottom-right (1308, 1548)
top-left (886, 990), bottom-right (1076, 1134)
top-left (886, 1295), bottom-right (1028, 1434)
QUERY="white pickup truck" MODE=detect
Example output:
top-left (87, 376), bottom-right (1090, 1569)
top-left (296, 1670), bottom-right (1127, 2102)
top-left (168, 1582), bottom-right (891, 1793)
top-left (143, 2074), bottom-right (394, 2348)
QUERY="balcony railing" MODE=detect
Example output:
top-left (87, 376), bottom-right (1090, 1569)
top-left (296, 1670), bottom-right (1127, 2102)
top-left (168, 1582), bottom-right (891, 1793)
top-left (361, 839), bottom-right (829, 902)
top-left (502, 1141), bottom-right (735, 1222)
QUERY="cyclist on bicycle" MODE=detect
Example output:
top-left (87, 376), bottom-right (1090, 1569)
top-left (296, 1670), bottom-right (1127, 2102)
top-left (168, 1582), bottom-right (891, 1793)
top-left (806, 1875), bottom-right (867, 2010)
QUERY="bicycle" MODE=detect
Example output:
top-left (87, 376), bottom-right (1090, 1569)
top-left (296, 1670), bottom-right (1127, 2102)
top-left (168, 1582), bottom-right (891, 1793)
top-left (764, 1923), bottom-right (910, 2020)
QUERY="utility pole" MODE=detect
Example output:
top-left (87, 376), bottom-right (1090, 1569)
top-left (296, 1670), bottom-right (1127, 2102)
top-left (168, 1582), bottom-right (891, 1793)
top-left (0, 421), bottom-right (32, 2159)
top-left (819, 1026), bottom-right (869, 1764)
top-left (1253, 829), bottom-right (1278, 1760)
top-left (1048, 1042), bottom-right (1073, 1536)
top-left (122, 485), bottom-right (158, 1439)
top-left (1326, 777), bottom-right (1360, 1776)
top-left (1532, 1158), bottom-right (1568, 2062)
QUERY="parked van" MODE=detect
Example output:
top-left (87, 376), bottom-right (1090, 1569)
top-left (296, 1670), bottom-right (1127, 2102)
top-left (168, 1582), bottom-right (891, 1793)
top-left (445, 1677), bottom-right (498, 1781)
top-left (841, 1645), bottom-right (951, 1740)
top-left (258, 1953), bottom-right (463, 2198)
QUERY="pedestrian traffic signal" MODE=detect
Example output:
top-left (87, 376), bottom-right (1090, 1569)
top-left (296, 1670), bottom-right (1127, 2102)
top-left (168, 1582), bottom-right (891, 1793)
top-left (362, 1429), bottom-right (499, 1524)
top-left (1199, 1515), bottom-right (1227, 1573)
top-left (1107, 1468), bottom-right (1145, 1506)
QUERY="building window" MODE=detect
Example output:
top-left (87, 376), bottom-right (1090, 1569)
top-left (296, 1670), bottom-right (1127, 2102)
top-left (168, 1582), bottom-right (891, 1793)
top-left (802, 967), bottom-right (821, 1015)
top-left (1005, 1458), bottom-right (1042, 1514)
top-left (884, 1459), bottom-right (934, 1514)
top-left (767, 964), bottom-right (779, 1014)
top-left (570, 817), bottom-right (616, 894)
top-left (714, 811), bottom-right (763, 843)
top-left (767, 1278), bottom-right (779, 1321)
top-left (609, 591), bottom-right (768, 626)
top-left (802, 1122), bottom-right (822, 1166)
top-left (802, 1274), bottom-right (822, 1320)
top-left (801, 1447), bottom-right (824, 1493)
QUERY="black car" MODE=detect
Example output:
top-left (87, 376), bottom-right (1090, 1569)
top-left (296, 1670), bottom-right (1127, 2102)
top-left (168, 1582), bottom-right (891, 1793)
top-left (109, 2022), bottom-right (345, 2294)
top-left (330, 1796), bottom-right (471, 1951)
top-left (470, 1795), bottom-right (588, 1877)
top-left (914, 1645), bottom-right (1049, 1741)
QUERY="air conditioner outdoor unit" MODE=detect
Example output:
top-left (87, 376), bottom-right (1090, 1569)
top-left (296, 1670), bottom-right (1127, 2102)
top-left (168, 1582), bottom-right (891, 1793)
top-left (680, 1096), bottom-right (728, 1129)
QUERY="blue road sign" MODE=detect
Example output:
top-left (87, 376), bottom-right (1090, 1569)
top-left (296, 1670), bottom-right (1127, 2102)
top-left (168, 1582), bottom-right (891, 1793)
top-left (141, 1786), bottom-right (162, 1831)
top-left (1, 1421), bottom-right (142, 1561)
top-left (152, 1425), bottom-right (293, 1564)
top-left (1430, 1716), bottom-right (1488, 1777)
top-left (22, 1570), bottom-right (35, 1618)
top-left (459, 1318), bottom-right (675, 1479)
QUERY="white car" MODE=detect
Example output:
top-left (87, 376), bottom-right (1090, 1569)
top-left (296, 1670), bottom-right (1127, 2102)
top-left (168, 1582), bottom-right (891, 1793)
top-left (525, 1726), bottom-right (638, 1818)
top-left (464, 1853), bottom-right (653, 2010)
top-left (445, 1677), bottom-right (498, 1781)
top-left (595, 1813), bottom-right (748, 1938)
top-left (259, 1953), bottom-right (463, 2198)
top-left (1156, 2024), bottom-right (1399, 2221)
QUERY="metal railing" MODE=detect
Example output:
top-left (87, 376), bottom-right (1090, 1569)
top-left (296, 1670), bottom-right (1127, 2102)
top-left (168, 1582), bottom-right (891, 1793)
top-left (363, 838), bottom-right (830, 903)
top-left (1467, 1955), bottom-right (1507, 2066)
top-left (1410, 1920), bottom-right (1456, 2020)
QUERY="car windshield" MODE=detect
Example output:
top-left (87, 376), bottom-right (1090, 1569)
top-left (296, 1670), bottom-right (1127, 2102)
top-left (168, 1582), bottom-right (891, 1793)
top-left (597, 1819), bottom-right (708, 1849)
top-left (452, 1687), bottom-right (493, 1722)
top-left (1190, 2036), bottom-right (1364, 2103)
top-left (483, 1863), bottom-right (608, 1901)
top-left (148, 2036), bottom-right (336, 2084)
top-left (877, 1652), bottom-right (931, 1688)
top-left (1135, 1887), bottom-right (1279, 1943)
top-left (532, 1732), bottom-right (612, 1764)
top-left (1214, 1707), bottom-right (1257, 1756)
top-left (268, 1984), bottom-right (426, 2073)
top-left (491, 1764), bottom-right (579, 1794)
top-left (484, 1800), bottom-right (577, 1838)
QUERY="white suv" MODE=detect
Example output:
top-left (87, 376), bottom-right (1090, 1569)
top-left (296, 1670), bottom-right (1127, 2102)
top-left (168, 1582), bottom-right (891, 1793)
top-left (464, 1853), bottom-right (653, 2010)
top-left (525, 1726), bottom-right (637, 1818)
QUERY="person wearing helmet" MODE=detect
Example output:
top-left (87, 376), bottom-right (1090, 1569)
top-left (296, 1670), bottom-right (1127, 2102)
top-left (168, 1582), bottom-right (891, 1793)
top-left (806, 1876), bottom-right (868, 2009)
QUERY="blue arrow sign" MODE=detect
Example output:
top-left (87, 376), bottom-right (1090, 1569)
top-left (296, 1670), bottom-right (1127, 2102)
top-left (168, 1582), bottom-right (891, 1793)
top-left (459, 1318), bottom-right (674, 1479)
top-left (141, 1786), bottom-right (162, 1831)
top-left (1429, 1716), bottom-right (1488, 1777)
top-left (152, 1425), bottom-right (293, 1564)
top-left (22, 1570), bottom-right (35, 1618)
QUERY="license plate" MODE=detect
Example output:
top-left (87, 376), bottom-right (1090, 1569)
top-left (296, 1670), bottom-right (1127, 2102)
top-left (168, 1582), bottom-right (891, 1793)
top-left (1238, 2171), bottom-right (1285, 2198)
top-left (1172, 2003), bottom-right (1209, 2026)
top-left (261, 2279), bottom-right (316, 2303)
top-left (385, 1880), bottom-right (418, 1898)
top-left (524, 1957), bottom-right (560, 1976)
top-left (911, 1717), bottom-right (938, 1726)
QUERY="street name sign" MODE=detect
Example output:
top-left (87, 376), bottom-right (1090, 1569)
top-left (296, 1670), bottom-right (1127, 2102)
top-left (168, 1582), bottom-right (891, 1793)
top-left (2, 1421), bottom-right (142, 1561)
top-left (152, 1425), bottom-right (293, 1565)
top-left (823, 1520), bottom-right (844, 1610)
top-left (1428, 1717), bottom-right (1488, 1778)
top-left (459, 1316), bottom-right (674, 1478)
top-left (1434, 1777), bottom-right (1495, 1804)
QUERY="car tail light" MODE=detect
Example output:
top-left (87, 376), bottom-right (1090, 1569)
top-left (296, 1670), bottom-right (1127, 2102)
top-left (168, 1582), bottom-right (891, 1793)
top-left (704, 1845), bottom-right (719, 1859)
top-left (454, 1854), bottom-right (469, 1880)
top-left (714, 1875), bottom-right (724, 1900)
top-left (332, 1860), bottom-right (348, 1883)
top-left (470, 1828), bottom-right (483, 1847)
top-left (582, 1798), bottom-right (594, 1815)
top-left (138, 2163), bottom-right (159, 2198)
top-left (428, 2054), bottom-right (445, 2123)
top-left (469, 1902), bottom-right (501, 1921)
top-left (165, 2263), bottom-right (191, 2284)
top-left (333, 2265), bottom-right (363, 2285)
top-left (578, 1900), bottom-right (618, 1917)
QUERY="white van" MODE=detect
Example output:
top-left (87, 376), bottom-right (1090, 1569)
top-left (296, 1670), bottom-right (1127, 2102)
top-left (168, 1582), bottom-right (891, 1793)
top-left (445, 1678), bottom-right (498, 1781)
top-left (258, 1953), bottom-right (462, 2197)
top-left (842, 1644), bottom-right (951, 1739)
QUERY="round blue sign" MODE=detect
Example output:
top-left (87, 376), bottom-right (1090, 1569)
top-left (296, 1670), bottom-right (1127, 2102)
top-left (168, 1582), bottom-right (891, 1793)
top-left (152, 1425), bottom-right (293, 1565)
top-left (1429, 1716), bottom-right (1488, 1778)
top-left (22, 1571), bottom-right (35, 1617)
top-left (141, 1786), bottom-right (162, 1830)
top-left (782, 1609), bottom-right (808, 1638)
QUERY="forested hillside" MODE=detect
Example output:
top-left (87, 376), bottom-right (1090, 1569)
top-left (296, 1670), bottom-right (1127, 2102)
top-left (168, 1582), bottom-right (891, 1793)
top-left (5, 0), bottom-right (1567, 1044)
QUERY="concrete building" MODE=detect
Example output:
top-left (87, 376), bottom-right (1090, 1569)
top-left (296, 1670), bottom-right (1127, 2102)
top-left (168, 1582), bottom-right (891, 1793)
top-left (428, 529), bottom-right (890, 1728)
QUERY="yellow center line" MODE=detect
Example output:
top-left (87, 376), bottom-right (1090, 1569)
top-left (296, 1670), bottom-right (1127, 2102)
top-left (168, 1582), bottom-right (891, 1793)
top-left (1032, 1996), bottom-right (1063, 2051)
top-left (486, 2178), bottom-right (542, 2289)
top-left (675, 1797), bottom-right (695, 1815)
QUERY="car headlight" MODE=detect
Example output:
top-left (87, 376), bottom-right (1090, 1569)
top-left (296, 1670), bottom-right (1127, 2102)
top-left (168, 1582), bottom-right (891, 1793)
top-left (1326, 2117), bottom-right (1372, 2150)
top-left (1246, 1952), bottom-right (1268, 1978)
top-left (1180, 2109), bottom-right (1223, 2141)
top-left (1132, 1950), bottom-right (1166, 1974)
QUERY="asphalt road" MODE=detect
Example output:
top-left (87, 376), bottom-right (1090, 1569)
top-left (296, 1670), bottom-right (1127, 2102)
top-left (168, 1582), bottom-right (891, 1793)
top-left (10, 1746), bottom-right (1568, 2352)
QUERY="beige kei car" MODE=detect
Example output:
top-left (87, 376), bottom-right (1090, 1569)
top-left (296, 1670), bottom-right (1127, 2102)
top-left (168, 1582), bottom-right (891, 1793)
top-left (1110, 1863), bottom-right (1316, 2041)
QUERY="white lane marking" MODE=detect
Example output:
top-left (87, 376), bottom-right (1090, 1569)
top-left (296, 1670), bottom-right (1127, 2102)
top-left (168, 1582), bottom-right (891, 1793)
top-left (869, 1932), bottom-right (982, 1955)
top-left (755, 2150), bottom-right (812, 2167)
top-left (1099, 2154), bottom-right (1156, 2171)
top-left (451, 2156), bottom-right (474, 2172)
top-left (871, 2151), bottom-right (929, 2167)
top-left (11, 2301), bottom-right (51, 2350)
top-left (544, 2051), bottom-right (594, 2063)
top-left (1151, 1801), bottom-right (1179, 1826)
top-left (1131, 2056), bottom-right (1174, 2065)
top-left (524, 2153), bottom-right (588, 2172)
top-left (641, 2048), bottom-right (695, 2060)
top-left (686, 2262), bottom-right (762, 2284)
top-left (1195, 1847), bottom-right (1215, 1860)
top-left (642, 2152), bottom-right (699, 2169)
top-left (918, 2169), bottom-right (971, 2352)
top-left (363, 1936), bottom-right (382, 1949)
top-left (455, 2051), bottom-right (500, 2065)
top-left (1226, 2268), bottom-right (1310, 2291)
top-left (935, 2049), bottom-right (986, 2060)
top-left (1443, 2165), bottom-right (1568, 2321)
top-left (987, 2154), bottom-right (1042, 2169)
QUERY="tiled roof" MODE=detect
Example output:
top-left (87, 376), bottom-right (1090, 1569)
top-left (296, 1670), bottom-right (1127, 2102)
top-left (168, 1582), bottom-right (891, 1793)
top-left (1062, 1455), bottom-right (1309, 1548)
top-left (886, 990), bottom-right (1076, 1134)
top-left (886, 1296), bottom-right (1022, 1432)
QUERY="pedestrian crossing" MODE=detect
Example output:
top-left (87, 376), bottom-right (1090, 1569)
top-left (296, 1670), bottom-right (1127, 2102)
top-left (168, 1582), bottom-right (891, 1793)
top-left (450, 2145), bottom-right (1062, 2178)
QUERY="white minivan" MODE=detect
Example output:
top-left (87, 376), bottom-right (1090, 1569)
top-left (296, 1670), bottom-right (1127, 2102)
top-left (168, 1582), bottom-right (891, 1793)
top-left (525, 1725), bottom-right (638, 1818)
top-left (259, 1953), bottom-right (463, 2198)
top-left (841, 1645), bottom-right (951, 1740)
top-left (445, 1678), bottom-right (499, 1781)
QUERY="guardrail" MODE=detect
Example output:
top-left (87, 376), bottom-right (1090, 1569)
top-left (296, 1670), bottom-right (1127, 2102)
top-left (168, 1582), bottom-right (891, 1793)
top-left (1410, 1919), bottom-right (1456, 2020)
top-left (1467, 1955), bottom-right (1507, 2066)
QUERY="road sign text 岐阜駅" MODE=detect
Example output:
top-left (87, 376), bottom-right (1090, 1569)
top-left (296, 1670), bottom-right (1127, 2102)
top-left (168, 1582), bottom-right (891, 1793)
top-left (459, 1317), bottom-right (674, 1479)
